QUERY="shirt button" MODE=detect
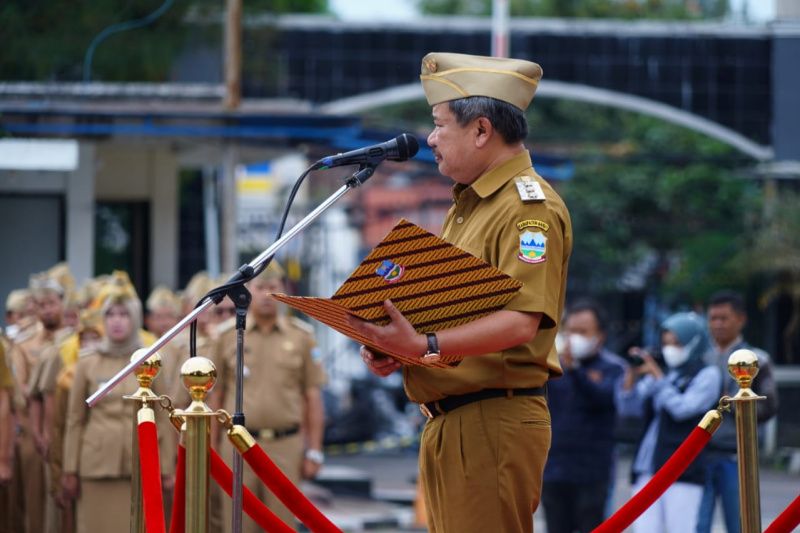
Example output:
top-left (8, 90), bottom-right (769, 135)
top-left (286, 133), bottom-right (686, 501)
top-left (456, 216), bottom-right (464, 224)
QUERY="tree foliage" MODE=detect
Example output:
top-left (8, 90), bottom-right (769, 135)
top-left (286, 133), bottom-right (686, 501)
top-left (0, 0), bottom-right (327, 81)
top-left (532, 100), bottom-right (755, 303)
top-left (417, 0), bottom-right (729, 19)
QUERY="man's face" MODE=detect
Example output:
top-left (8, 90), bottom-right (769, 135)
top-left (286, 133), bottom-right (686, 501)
top-left (707, 303), bottom-right (745, 347)
top-left (427, 103), bottom-right (481, 184)
top-left (36, 291), bottom-right (64, 330)
top-left (248, 277), bottom-right (284, 320)
top-left (565, 309), bottom-right (602, 341)
top-left (212, 298), bottom-right (236, 324)
top-left (146, 306), bottom-right (179, 336)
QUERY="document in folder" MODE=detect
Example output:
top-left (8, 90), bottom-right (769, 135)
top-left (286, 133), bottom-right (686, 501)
top-left (272, 219), bottom-right (522, 367)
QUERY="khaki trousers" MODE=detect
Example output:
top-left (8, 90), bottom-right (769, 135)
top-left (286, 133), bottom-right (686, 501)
top-left (419, 394), bottom-right (551, 533)
top-left (77, 478), bottom-right (131, 533)
top-left (17, 430), bottom-right (45, 533)
top-left (221, 432), bottom-right (304, 533)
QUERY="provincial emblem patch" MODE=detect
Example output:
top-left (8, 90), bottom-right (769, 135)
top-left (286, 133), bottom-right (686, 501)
top-left (518, 231), bottom-right (547, 264)
top-left (375, 260), bottom-right (405, 283)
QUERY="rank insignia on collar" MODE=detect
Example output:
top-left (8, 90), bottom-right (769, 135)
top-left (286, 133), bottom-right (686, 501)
top-left (519, 231), bottom-right (547, 264)
top-left (514, 176), bottom-right (546, 202)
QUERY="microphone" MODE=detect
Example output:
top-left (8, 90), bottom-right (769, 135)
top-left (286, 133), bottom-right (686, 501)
top-left (314, 134), bottom-right (419, 169)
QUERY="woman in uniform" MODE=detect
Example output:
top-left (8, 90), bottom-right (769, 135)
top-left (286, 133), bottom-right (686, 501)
top-left (62, 286), bottom-right (143, 533)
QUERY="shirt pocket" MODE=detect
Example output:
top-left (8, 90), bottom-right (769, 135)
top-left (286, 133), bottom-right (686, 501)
top-left (457, 239), bottom-right (485, 261)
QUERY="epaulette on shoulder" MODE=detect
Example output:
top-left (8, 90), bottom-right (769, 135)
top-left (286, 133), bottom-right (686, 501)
top-left (288, 316), bottom-right (315, 335)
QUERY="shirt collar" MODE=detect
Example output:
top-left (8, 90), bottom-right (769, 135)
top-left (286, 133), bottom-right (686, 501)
top-left (714, 335), bottom-right (744, 355)
top-left (471, 150), bottom-right (533, 199)
top-left (246, 314), bottom-right (288, 334)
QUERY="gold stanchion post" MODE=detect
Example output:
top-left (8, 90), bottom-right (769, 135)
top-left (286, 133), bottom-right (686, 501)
top-left (176, 357), bottom-right (217, 533)
top-left (123, 348), bottom-right (163, 533)
top-left (728, 349), bottom-right (766, 533)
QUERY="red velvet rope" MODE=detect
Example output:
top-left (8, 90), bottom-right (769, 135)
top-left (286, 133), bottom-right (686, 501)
top-left (765, 493), bottom-right (800, 533)
top-left (169, 443), bottom-right (186, 533)
top-left (241, 444), bottom-right (342, 533)
top-left (592, 426), bottom-right (712, 533)
top-left (138, 419), bottom-right (166, 533)
top-left (209, 448), bottom-right (295, 533)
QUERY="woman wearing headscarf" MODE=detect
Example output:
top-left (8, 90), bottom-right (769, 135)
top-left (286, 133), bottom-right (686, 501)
top-left (61, 286), bottom-right (143, 533)
top-left (616, 311), bottom-right (722, 533)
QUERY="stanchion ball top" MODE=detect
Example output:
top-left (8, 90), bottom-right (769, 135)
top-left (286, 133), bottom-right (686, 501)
top-left (180, 356), bottom-right (217, 400)
top-left (728, 349), bottom-right (759, 388)
top-left (131, 348), bottom-right (161, 387)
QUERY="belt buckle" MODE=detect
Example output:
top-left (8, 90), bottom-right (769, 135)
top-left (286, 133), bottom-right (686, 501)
top-left (419, 403), bottom-right (434, 419)
top-left (261, 428), bottom-right (276, 440)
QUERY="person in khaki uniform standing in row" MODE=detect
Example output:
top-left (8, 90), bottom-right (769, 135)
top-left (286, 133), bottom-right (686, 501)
top-left (62, 286), bottom-right (144, 533)
top-left (13, 275), bottom-right (72, 533)
top-left (209, 261), bottom-right (326, 533)
top-left (352, 52), bottom-right (572, 533)
top-left (0, 334), bottom-right (22, 533)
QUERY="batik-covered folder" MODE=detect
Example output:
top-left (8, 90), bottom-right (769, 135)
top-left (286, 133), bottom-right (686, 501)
top-left (272, 219), bottom-right (522, 367)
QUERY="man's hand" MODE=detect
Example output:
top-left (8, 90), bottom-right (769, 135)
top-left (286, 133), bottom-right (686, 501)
top-left (34, 433), bottom-right (49, 458)
top-left (360, 346), bottom-right (402, 377)
top-left (346, 300), bottom-right (426, 359)
top-left (302, 457), bottom-right (322, 480)
top-left (0, 459), bottom-right (11, 484)
top-left (62, 473), bottom-right (80, 500)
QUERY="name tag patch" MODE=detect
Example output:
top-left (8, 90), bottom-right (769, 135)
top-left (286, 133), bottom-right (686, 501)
top-left (514, 176), bottom-right (546, 202)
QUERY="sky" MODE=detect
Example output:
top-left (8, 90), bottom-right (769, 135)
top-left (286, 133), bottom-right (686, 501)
top-left (329, 0), bottom-right (777, 22)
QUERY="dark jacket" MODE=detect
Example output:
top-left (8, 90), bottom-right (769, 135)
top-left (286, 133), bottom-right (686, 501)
top-left (544, 348), bottom-right (626, 484)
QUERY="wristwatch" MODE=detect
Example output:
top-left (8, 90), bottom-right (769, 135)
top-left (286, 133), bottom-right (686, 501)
top-left (305, 448), bottom-right (325, 465)
top-left (422, 332), bottom-right (441, 364)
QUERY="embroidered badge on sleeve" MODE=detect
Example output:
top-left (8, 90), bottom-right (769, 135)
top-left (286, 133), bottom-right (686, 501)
top-left (518, 231), bottom-right (547, 264)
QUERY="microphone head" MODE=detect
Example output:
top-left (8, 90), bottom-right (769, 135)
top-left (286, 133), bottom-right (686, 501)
top-left (394, 133), bottom-right (420, 161)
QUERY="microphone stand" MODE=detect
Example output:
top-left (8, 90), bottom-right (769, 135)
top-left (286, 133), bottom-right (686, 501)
top-left (87, 163), bottom-right (378, 532)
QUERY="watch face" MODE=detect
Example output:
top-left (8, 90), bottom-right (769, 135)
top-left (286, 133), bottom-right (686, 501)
top-left (422, 353), bottom-right (441, 365)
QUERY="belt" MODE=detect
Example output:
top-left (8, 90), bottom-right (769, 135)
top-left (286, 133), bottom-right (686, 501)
top-left (246, 425), bottom-right (300, 441)
top-left (419, 387), bottom-right (546, 420)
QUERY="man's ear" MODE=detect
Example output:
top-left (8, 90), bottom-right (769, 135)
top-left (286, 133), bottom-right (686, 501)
top-left (474, 117), bottom-right (493, 148)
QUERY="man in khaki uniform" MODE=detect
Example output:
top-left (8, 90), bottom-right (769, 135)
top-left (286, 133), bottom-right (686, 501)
top-left (351, 52), bottom-right (572, 533)
top-left (4, 289), bottom-right (36, 342)
top-left (0, 335), bottom-right (24, 533)
top-left (13, 275), bottom-right (72, 533)
top-left (209, 262), bottom-right (326, 532)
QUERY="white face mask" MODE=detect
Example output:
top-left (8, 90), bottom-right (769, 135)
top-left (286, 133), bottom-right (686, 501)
top-left (662, 345), bottom-right (690, 368)
top-left (568, 333), bottom-right (598, 360)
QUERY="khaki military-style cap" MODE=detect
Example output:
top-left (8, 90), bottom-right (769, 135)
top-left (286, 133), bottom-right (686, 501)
top-left (146, 285), bottom-right (181, 314)
top-left (253, 260), bottom-right (285, 282)
top-left (5, 289), bottom-right (32, 313)
top-left (420, 52), bottom-right (543, 111)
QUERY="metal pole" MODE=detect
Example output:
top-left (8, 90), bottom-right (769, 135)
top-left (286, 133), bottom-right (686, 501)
top-left (122, 349), bottom-right (163, 533)
top-left (88, 172), bottom-right (367, 405)
top-left (224, 0), bottom-right (242, 110)
top-left (178, 357), bottom-right (217, 533)
top-left (491, 0), bottom-right (510, 58)
top-left (728, 349), bottom-right (765, 533)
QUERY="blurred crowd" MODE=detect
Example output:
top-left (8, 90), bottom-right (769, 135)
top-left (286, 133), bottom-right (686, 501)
top-left (546, 294), bottom-right (779, 533)
top-left (0, 261), bottom-right (783, 533)
top-left (0, 262), bottom-right (320, 533)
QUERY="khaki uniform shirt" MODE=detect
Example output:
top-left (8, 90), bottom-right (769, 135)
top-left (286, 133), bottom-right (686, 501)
top-left (404, 151), bottom-right (573, 403)
top-left (63, 351), bottom-right (139, 478)
top-left (15, 326), bottom-right (71, 400)
top-left (210, 315), bottom-right (325, 430)
top-left (0, 339), bottom-right (14, 391)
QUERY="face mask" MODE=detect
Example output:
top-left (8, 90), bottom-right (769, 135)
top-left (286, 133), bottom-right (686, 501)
top-left (568, 333), bottom-right (597, 360)
top-left (662, 345), bottom-right (690, 368)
